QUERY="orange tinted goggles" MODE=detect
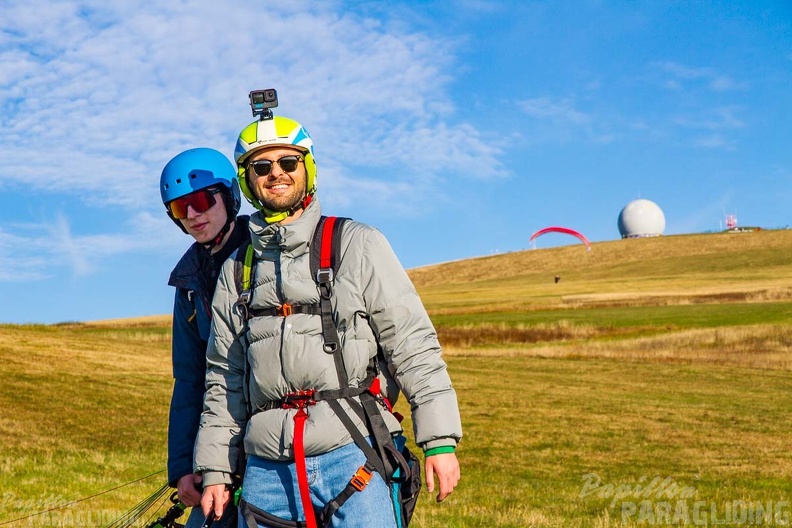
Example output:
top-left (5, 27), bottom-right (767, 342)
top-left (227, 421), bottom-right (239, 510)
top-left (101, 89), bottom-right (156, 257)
top-left (167, 188), bottom-right (221, 219)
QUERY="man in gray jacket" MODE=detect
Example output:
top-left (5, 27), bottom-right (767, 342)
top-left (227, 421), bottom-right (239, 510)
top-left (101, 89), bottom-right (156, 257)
top-left (196, 113), bottom-right (462, 528)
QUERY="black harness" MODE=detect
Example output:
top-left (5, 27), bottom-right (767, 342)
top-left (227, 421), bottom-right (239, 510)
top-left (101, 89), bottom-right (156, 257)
top-left (232, 216), bottom-right (420, 528)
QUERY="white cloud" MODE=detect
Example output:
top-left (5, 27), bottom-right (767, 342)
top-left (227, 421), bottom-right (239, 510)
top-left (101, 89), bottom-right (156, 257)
top-left (0, 228), bottom-right (51, 281)
top-left (518, 97), bottom-right (591, 125)
top-left (0, 1), bottom-right (497, 205)
top-left (672, 107), bottom-right (745, 131)
top-left (516, 96), bottom-right (615, 144)
top-left (0, 209), bottom-right (182, 282)
top-left (0, 0), bottom-right (503, 282)
top-left (653, 61), bottom-right (745, 92)
top-left (692, 135), bottom-right (735, 150)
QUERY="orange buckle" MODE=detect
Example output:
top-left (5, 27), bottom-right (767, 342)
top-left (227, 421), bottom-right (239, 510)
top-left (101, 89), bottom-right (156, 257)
top-left (350, 465), bottom-right (373, 492)
top-left (276, 303), bottom-right (293, 316)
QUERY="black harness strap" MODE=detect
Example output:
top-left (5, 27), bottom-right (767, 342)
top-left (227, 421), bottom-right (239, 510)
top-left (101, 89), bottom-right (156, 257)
top-left (234, 215), bottom-right (412, 527)
top-left (251, 384), bottom-right (370, 414)
top-left (312, 218), bottom-right (345, 347)
top-left (325, 398), bottom-right (387, 479)
top-left (318, 461), bottom-right (378, 524)
top-left (240, 499), bottom-right (310, 528)
top-left (310, 217), bottom-right (350, 389)
top-left (247, 303), bottom-right (321, 317)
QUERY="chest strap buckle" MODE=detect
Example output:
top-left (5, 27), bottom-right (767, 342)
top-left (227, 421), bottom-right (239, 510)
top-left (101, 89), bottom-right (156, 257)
top-left (281, 389), bottom-right (317, 410)
top-left (276, 303), bottom-right (293, 317)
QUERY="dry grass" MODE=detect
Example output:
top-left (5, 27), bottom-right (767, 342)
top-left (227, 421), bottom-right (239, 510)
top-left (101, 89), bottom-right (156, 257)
top-left (410, 230), bottom-right (792, 316)
top-left (442, 324), bottom-right (792, 370)
top-left (437, 321), bottom-right (605, 348)
top-left (559, 286), bottom-right (792, 309)
top-left (0, 324), bottom-right (171, 375)
top-left (83, 314), bottom-right (172, 327)
top-left (405, 355), bottom-right (792, 528)
top-left (0, 323), bottom-right (173, 525)
top-left (3, 231), bottom-right (792, 527)
top-left (410, 229), bottom-right (792, 288)
top-left (3, 319), bottom-right (792, 527)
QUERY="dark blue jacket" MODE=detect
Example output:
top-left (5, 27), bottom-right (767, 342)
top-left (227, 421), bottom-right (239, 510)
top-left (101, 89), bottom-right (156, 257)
top-left (166, 216), bottom-right (249, 486)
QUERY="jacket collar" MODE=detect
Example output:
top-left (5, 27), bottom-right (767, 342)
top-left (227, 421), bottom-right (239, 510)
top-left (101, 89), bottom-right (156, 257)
top-left (169, 215), bottom-right (251, 290)
top-left (249, 197), bottom-right (323, 258)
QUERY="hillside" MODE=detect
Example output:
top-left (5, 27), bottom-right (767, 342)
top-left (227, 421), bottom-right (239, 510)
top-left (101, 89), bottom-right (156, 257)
top-left (409, 229), bottom-right (792, 314)
top-left (2, 229), bottom-right (792, 527)
top-left (89, 229), bottom-right (792, 325)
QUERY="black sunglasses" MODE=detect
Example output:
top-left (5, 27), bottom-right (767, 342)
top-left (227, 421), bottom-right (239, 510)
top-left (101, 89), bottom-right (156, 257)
top-left (247, 155), bottom-right (304, 177)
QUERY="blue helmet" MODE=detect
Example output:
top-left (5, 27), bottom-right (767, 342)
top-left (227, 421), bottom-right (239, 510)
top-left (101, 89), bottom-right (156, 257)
top-left (160, 148), bottom-right (242, 232)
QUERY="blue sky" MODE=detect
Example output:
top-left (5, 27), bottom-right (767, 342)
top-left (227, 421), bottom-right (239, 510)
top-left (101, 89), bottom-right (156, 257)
top-left (1, 1), bottom-right (790, 324)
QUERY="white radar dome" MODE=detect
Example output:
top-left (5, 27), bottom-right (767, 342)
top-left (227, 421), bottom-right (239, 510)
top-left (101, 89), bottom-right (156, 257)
top-left (618, 199), bottom-right (666, 238)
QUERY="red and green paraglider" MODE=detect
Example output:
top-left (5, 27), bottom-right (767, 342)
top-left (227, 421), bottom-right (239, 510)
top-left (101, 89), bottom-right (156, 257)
top-left (529, 226), bottom-right (591, 251)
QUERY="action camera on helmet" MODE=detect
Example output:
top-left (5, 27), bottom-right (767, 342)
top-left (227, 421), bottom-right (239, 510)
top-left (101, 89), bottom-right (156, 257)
top-left (249, 89), bottom-right (278, 120)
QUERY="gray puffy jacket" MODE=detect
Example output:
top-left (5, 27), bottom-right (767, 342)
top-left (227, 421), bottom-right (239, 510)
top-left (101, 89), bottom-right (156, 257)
top-left (194, 198), bottom-right (462, 486)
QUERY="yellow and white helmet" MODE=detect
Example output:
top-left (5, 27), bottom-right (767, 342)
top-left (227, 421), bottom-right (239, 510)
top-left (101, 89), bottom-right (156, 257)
top-left (234, 116), bottom-right (317, 212)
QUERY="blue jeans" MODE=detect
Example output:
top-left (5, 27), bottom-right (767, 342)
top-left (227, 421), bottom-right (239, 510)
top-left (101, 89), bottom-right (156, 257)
top-left (240, 442), bottom-right (398, 528)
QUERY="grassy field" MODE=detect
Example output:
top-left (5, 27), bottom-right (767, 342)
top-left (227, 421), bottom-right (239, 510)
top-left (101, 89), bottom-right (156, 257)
top-left (1, 230), bottom-right (792, 527)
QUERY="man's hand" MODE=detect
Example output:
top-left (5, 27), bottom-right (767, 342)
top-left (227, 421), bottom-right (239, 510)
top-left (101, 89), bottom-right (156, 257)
top-left (176, 473), bottom-right (203, 507)
top-left (425, 452), bottom-right (460, 502)
top-left (201, 483), bottom-right (230, 520)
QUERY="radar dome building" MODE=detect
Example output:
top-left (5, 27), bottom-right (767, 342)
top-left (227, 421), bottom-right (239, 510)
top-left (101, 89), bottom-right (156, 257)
top-left (618, 199), bottom-right (666, 238)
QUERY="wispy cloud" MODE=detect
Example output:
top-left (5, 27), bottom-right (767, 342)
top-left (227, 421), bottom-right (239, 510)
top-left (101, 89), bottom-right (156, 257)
top-left (672, 107), bottom-right (745, 130)
top-left (672, 193), bottom-right (735, 234)
top-left (0, 211), bottom-right (181, 282)
top-left (667, 105), bottom-right (744, 151)
top-left (516, 96), bottom-right (615, 144)
top-left (518, 97), bottom-right (591, 125)
top-left (0, 228), bottom-right (51, 281)
top-left (653, 61), bottom-right (745, 92)
top-left (0, 1), bottom-right (502, 281)
top-left (0, 1), bottom-right (497, 206)
top-left (691, 134), bottom-right (733, 150)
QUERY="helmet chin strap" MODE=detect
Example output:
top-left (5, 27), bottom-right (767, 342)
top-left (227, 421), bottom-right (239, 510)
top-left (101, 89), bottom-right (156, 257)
top-left (263, 193), bottom-right (313, 224)
top-left (202, 216), bottom-right (234, 252)
top-left (200, 188), bottom-right (239, 252)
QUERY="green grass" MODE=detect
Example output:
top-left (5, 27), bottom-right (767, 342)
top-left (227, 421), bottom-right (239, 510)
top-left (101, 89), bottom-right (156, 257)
top-left (0, 323), bottom-right (172, 526)
top-left (5, 338), bottom-right (792, 528)
top-left (2, 231), bottom-right (792, 527)
top-left (433, 302), bottom-right (792, 330)
top-left (412, 230), bottom-right (792, 315)
top-left (406, 357), bottom-right (792, 528)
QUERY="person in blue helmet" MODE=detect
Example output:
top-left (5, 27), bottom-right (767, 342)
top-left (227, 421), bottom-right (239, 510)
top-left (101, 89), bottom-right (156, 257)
top-left (160, 148), bottom-right (250, 528)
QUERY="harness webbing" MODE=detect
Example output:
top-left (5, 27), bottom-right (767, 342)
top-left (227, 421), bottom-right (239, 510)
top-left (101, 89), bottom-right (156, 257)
top-left (293, 405), bottom-right (316, 528)
top-left (232, 215), bottom-right (412, 527)
top-left (242, 241), bottom-right (255, 291)
top-left (319, 216), bottom-right (338, 268)
top-left (232, 241), bottom-right (255, 321)
top-left (311, 216), bottom-right (347, 357)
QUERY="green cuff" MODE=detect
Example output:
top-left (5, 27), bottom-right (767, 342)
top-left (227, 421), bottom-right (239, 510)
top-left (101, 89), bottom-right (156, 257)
top-left (424, 446), bottom-right (456, 457)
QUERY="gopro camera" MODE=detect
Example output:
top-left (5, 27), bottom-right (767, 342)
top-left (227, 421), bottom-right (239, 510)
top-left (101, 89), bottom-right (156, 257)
top-left (249, 89), bottom-right (278, 120)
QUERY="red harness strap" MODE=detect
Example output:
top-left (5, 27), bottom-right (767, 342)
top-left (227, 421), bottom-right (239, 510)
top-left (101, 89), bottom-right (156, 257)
top-left (368, 377), bottom-right (403, 423)
top-left (283, 391), bottom-right (318, 528)
top-left (319, 216), bottom-right (337, 269)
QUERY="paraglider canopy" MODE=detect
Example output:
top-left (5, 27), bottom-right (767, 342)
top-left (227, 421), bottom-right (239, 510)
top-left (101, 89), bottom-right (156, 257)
top-left (530, 226), bottom-right (591, 251)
